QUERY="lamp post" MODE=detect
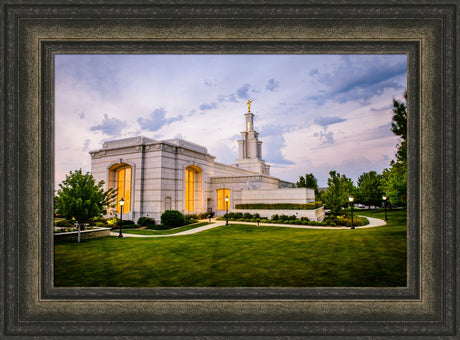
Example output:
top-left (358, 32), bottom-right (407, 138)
top-left (225, 196), bottom-right (229, 226)
top-left (382, 195), bottom-right (388, 220)
top-left (118, 198), bottom-right (124, 238)
top-left (348, 195), bottom-right (355, 229)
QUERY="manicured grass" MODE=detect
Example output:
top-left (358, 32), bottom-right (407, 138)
top-left (54, 209), bottom-right (406, 287)
top-left (114, 222), bottom-right (209, 235)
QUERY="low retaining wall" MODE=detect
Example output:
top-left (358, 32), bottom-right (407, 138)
top-left (54, 227), bottom-right (111, 242)
top-left (232, 206), bottom-right (325, 222)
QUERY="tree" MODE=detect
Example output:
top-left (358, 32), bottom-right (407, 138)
top-left (357, 171), bottom-right (383, 208)
top-left (55, 169), bottom-right (116, 224)
top-left (381, 90), bottom-right (408, 206)
top-left (296, 176), bottom-right (306, 188)
top-left (381, 161), bottom-right (407, 207)
top-left (323, 171), bottom-right (354, 215)
top-left (391, 90), bottom-right (407, 164)
top-left (296, 173), bottom-right (319, 194)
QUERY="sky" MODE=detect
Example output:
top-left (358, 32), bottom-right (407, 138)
top-left (55, 53), bottom-right (407, 188)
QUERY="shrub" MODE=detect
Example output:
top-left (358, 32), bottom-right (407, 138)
top-left (234, 202), bottom-right (323, 210)
top-left (95, 222), bottom-right (106, 228)
top-left (120, 224), bottom-right (140, 229)
top-left (197, 212), bottom-right (214, 219)
top-left (55, 219), bottom-right (72, 228)
top-left (227, 212), bottom-right (243, 219)
top-left (120, 219), bottom-right (135, 226)
top-left (243, 213), bottom-right (253, 219)
top-left (89, 216), bottom-right (107, 224)
top-left (107, 217), bottom-right (119, 227)
top-left (137, 216), bottom-right (156, 228)
top-left (185, 217), bottom-right (198, 225)
top-left (161, 210), bottom-right (186, 228)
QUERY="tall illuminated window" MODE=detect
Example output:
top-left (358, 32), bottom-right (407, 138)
top-left (217, 189), bottom-right (230, 210)
top-left (185, 168), bottom-right (195, 212)
top-left (116, 167), bottom-right (131, 213)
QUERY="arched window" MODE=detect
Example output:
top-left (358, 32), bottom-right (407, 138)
top-left (185, 168), bottom-right (195, 212)
top-left (217, 189), bottom-right (230, 210)
top-left (185, 165), bottom-right (203, 213)
top-left (116, 167), bottom-right (131, 213)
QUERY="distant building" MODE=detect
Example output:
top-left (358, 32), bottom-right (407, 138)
top-left (90, 105), bottom-right (316, 222)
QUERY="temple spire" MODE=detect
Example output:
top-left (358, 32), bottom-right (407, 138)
top-left (235, 103), bottom-right (270, 175)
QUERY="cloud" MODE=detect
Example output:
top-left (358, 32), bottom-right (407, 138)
top-left (237, 84), bottom-right (251, 99)
top-left (82, 139), bottom-right (90, 151)
top-left (314, 116), bottom-right (347, 128)
top-left (308, 55), bottom-right (407, 105)
top-left (217, 93), bottom-right (238, 103)
top-left (266, 78), bottom-right (280, 91)
top-left (90, 114), bottom-right (127, 136)
top-left (263, 135), bottom-right (295, 165)
top-left (199, 102), bottom-right (218, 111)
top-left (318, 130), bottom-right (335, 144)
top-left (137, 108), bottom-right (183, 131)
top-left (78, 112), bottom-right (85, 119)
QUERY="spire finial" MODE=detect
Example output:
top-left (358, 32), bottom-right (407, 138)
top-left (247, 99), bottom-right (253, 112)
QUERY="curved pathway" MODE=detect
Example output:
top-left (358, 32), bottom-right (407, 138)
top-left (110, 215), bottom-right (386, 238)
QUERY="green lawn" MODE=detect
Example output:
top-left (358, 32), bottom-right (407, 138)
top-left (54, 209), bottom-right (406, 287)
top-left (113, 222), bottom-right (209, 235)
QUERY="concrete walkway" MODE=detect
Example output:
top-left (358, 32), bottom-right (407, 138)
top-left (110, 215), bottom-right (386, 238)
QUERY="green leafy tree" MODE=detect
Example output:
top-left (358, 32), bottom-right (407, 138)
top-left (296, 176), bottom-right (306, 188)
top-left (296, 173), bottom-right (319, 195)
top-left (381, 161), bottom-right (407, 207)
top-left (381, 90), bottom-right (408, 206)
top-left (305, 173), bottom-right (319, 194)
top-left (323, 171), bottom-right (354, 215)
top-left (55, 169), bottom-right (116, 224)
top-left (357, 171), bottom-right (384, 208)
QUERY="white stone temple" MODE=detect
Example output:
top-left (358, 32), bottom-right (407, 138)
top-left (90, 103), bottom-right (315, 221)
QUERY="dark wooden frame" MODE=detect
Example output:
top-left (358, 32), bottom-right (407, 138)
top-left (1, 1), bottom-right (458, 338)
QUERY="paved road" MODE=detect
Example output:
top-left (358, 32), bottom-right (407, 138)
top-left (110, 215), bottom-right (386, 238)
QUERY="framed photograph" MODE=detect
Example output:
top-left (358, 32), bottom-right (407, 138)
top-left (1, 1), bottom-right (458, 338)
top-left (53, 52), bottom-right (408, 289)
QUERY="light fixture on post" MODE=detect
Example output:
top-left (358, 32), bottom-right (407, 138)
top-left (382, 195), bottom-right (388, 220)
top-left (225, 196), bottom-right (229, 226)
top-left (118, 198), bottom-right (125, 238)
top-left (348, 195), bottom-right (355, 229)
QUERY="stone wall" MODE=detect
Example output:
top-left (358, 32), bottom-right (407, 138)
top-left (54, 227), bottom-right (111, 242)
top-left (241, 187), bottom-right (315, 204)
top-left (232, 206), bottom-right (325, 222)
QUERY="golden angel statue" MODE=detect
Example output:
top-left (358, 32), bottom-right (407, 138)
top-left (247, 99), bottom-right (253, 112)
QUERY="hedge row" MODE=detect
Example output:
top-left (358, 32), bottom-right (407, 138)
top-left (234, 202), bottom-right (323, 210)
top-left (218, 214), bottom-right (369, 227)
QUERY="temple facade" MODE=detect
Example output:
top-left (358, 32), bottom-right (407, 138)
top-left (89, 104), bottom-right (315, 222)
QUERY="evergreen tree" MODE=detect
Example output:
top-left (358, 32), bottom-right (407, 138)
top-left (323, 171), bottom-right (354, 215)
top-left (55, 169), bottom-right (116, 224)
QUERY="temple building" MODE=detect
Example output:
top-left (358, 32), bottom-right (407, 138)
top-left (90, 102), bottom-right (315, 222)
